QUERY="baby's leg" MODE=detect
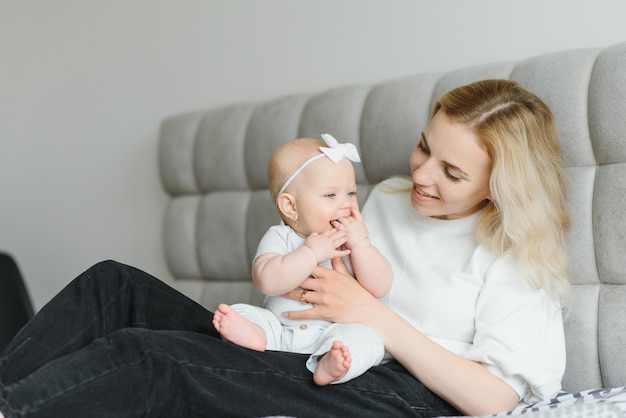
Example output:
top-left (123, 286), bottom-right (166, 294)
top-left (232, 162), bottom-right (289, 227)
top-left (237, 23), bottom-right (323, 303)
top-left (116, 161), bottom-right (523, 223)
top-left (313, 340), bottom-right (352, 386)
top-left (212, 304), bottom-right (266, 351)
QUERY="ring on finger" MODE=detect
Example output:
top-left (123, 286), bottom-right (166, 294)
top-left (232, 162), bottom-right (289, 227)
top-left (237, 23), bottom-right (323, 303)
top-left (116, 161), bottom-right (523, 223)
top-left (300, 289), bottom-right (309, 304)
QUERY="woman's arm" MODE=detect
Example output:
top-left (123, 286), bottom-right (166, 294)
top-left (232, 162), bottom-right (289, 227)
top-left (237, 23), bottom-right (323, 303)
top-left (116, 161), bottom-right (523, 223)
top-left (373, 304), bottom-right (519, 416)
top-left (284, 261), bottom-right (519, 416)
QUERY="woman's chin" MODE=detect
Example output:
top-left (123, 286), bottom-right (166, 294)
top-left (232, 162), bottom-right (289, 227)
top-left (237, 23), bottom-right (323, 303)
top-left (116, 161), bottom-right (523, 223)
top-left (410, 196), bottom-right (436, 216)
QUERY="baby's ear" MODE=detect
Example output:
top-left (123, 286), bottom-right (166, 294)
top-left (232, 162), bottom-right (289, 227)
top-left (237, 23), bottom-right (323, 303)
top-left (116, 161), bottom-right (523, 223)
top-left (277, 193), bottom-right (297, 221)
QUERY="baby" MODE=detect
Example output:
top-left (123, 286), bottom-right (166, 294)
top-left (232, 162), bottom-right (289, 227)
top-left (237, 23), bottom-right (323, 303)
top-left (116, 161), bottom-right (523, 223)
top-left (213, 134), bottom-right (392, 385)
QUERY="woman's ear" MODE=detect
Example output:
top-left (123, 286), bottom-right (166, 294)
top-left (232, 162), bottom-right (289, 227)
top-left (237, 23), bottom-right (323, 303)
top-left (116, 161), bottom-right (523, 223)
top-left (277, 193), bottom-right (298, 222)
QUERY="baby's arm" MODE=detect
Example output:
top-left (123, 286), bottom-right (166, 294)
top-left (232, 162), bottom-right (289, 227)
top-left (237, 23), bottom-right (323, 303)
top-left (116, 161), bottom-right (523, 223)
top-left (333, 208), bottom-right (392, 298)
top-left (252, 228), bottom-right (350, 296)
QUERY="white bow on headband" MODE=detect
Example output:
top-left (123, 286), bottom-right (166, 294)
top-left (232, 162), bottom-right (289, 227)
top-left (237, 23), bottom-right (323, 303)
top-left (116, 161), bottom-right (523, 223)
top-left (275, 133), bottom-right (361, 204)
top-left (320, 133), bottom-right (361, 163)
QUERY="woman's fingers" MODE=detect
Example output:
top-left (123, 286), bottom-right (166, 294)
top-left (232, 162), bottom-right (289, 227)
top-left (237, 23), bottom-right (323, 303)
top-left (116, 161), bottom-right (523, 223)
top-left (282, 265), bottom-right (366, 321)
top-left (282, 288), bottom-right (304, 301)
top-left (330, 256), bottom-right (351, 275)
top-left (284, 305), bottom-right (320, 320)
top-left (282, 282), bottom-right (321, 303)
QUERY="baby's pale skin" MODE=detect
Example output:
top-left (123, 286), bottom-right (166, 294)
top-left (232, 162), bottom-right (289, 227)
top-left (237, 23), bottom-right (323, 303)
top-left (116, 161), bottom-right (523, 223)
top-left (212, 304), bottom-right (353, 385)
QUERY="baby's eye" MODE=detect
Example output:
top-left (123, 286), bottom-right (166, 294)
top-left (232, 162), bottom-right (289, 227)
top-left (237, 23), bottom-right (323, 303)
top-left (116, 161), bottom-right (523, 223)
top-left (324, 193), bottom-right (336, 198)
top-left (348, 191), bottom-right (357, 198)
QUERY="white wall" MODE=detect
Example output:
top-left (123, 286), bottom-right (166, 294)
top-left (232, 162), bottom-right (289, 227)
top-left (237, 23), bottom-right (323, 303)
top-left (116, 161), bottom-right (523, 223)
top-left (2, 0), bottom-right (626, 310)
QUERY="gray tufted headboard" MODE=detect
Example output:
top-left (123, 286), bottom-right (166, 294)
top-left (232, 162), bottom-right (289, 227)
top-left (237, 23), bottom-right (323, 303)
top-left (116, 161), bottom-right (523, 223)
top-left (158, 41), bottom-right (626, 393)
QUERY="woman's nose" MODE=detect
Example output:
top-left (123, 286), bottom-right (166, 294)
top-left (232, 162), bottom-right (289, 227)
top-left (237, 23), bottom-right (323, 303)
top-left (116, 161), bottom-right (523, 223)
top-left (412, 157), bottom-right (436, 184)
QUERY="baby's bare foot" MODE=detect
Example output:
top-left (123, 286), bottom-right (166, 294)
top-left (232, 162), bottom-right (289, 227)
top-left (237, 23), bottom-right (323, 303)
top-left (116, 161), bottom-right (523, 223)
top-left (313, 340), bottom-right (352, 386)
top-left (212, 304), bottom-right (266, 351)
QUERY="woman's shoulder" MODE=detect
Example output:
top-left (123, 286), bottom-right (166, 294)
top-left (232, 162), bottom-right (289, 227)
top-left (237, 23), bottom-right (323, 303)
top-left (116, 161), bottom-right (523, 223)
top-left (474, 246), bottom-right (518, 280)
top-left (477, 247), bottom-right (554, 301)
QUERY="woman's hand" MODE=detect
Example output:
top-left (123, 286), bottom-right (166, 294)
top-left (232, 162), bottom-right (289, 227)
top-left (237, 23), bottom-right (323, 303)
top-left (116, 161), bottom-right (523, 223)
top-left (283, 257), bottom-right (379, 324)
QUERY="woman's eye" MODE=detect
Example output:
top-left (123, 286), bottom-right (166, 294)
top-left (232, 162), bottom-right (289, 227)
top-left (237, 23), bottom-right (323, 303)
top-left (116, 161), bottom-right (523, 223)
top-left (417, 140), bottom-right (430, 155)
top-left (444, 169), bottom-right (461, 183)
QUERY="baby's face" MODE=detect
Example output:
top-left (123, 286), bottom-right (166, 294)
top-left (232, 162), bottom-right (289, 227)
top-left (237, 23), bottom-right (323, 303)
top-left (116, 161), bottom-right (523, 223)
top-left (288, 157), bottom-right (358, 236)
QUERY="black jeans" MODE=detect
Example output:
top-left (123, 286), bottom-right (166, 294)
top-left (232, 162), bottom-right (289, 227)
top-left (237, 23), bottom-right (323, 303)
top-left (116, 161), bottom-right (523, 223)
top-left (0, 261), bottom-right (460, 418)
top-left (0, 253), bottom-right (34, 352)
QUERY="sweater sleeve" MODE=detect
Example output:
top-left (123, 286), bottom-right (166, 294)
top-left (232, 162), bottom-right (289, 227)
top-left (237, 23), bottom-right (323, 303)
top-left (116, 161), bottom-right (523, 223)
top-left (461, 249), bottom-right (566, 404)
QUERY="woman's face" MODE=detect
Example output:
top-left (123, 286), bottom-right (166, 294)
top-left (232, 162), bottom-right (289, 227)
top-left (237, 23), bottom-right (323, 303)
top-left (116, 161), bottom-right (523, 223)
top-left (409, 110), bottom-right (492, 220)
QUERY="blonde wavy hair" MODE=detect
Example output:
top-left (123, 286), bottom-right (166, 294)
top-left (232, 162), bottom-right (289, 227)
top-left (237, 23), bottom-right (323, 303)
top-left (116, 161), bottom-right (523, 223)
top-left (423, 80), bottom-right (571, 307)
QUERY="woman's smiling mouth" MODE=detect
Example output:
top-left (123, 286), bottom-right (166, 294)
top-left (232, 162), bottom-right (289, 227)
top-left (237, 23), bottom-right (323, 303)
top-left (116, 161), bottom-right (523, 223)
top-left (414, 185), bottom-right (437, 200)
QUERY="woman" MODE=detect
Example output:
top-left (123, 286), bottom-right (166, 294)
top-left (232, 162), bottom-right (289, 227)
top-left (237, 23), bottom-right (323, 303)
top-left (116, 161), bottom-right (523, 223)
top-left (0, 79), bottom-right (570, 418)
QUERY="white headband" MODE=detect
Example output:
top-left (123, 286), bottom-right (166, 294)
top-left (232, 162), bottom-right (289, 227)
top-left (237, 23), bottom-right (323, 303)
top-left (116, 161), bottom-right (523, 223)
top-left (275, 133), bottom-right (361, 205)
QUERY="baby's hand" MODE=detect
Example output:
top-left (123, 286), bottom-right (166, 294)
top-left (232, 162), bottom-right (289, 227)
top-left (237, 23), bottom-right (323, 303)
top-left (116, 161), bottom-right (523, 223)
top-left (332, 207), bottom-right (369, 249)
top-left (304, 228), bottom-right (350, 263)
